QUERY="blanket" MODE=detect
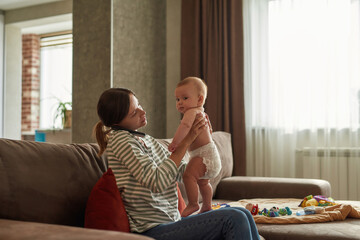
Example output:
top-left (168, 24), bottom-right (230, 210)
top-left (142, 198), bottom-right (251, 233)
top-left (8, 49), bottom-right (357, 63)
top-left (229, 198), bottom-right (360, 224)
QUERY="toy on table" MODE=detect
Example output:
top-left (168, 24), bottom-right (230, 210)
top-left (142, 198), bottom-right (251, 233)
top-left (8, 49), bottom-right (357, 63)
top-left (258, 206), bottom-right (292, 217)
top-left (245, 203), bottom-right (259, 216)
top-left (296, 206), bottom-right (325, 216)
top-left (244, 203), bottom-right (292, 217)
top-left (278, 207), bottom-right (292, 216)
top-left (299, 195), bottom-right (336, 207)
top-left (211, 203), bottom-right (230, 210)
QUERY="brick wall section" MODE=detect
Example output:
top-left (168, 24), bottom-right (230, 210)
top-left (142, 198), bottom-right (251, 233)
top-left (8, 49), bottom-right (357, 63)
top-left (21, 34), bottom-right (40, 134)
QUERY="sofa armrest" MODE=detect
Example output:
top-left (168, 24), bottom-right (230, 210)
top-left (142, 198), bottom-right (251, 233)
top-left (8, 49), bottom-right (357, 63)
top-left (214, 176), bottom-right (331, 200)
top-left (0, 219), bottom-right (153, 240)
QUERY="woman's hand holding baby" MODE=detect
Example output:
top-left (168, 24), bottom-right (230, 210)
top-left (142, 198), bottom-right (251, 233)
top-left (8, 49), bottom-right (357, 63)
top-left (168, 142), bottom-right (177, 152)
top-left (168, 113), bottom-right (206, 153)
top-left (182, 113), bottom-right (207, 144)
top-left (168, 113), bottom-right (207, 166)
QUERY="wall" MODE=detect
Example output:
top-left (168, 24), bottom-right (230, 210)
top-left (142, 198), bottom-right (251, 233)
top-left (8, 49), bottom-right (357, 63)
top-left (0, 10), bottom-right (4, 137)
top-left (72, 0), bottom-right (111, 143)
top-left (166, 0), bottom-right (181, 138)
top-left (4, 25), bottom-right (22, 139)
top-left (73, 0), bottom-right (172, 142)
top-left (112, 0), bottom-right (166, 138)
top-left (21, 34), bottom-right (40, 133)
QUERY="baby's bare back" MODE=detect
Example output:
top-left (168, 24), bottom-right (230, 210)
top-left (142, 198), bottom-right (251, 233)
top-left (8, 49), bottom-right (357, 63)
top-left (188, 109), bottom-right (212, 151)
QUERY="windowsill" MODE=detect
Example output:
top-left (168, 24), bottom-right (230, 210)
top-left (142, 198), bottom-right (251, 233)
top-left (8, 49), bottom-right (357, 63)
top-left (22, 128), bottom-right (72, 144)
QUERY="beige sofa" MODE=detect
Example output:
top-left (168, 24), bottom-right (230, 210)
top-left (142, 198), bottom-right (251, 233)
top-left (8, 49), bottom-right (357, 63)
top-left (0, 131), bottom-right (334, 240)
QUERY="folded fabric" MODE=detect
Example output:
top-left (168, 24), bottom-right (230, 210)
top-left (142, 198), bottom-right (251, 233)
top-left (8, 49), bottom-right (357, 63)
top-left (230, 198), bottom-right (360, 224)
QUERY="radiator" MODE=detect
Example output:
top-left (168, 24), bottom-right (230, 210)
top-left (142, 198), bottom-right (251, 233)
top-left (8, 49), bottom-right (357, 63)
top-left (296, 148), bottom-right (360, 201)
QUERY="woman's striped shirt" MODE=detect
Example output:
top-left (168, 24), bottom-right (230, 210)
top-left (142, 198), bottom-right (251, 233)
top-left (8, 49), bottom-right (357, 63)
top-left (107, 130), bottom-right (187, 233)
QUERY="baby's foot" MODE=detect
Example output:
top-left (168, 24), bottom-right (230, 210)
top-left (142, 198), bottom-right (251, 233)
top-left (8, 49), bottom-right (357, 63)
top-left (199, 205), bottom-right (212, 214)
top-left (181, 203), bottom-right (199, 217)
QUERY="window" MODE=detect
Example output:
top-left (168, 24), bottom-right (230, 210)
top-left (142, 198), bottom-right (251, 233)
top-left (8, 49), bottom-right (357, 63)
top-left (244, 0), bottom-right (360, 180)
top-left (39, 33), bottom-right (72, 129)
top-left (245, 0), bottom-right (360, 131)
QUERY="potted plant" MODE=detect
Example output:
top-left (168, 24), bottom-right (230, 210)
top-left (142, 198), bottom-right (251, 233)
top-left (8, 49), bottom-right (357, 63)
top-left (54, 101), bottom-right (72, 129)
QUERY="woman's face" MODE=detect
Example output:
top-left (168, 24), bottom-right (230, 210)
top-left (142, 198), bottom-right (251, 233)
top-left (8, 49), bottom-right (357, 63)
top-left (118, 94), bottom-right (147, 131)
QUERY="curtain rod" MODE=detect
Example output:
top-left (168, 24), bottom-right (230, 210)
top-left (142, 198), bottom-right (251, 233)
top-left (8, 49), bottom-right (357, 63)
top-left (40, 30), bottom-right (72, 39)
top-left (41, 37), bottom-right (72, 44)
top-left (41, 42), bottom-right (72, 48)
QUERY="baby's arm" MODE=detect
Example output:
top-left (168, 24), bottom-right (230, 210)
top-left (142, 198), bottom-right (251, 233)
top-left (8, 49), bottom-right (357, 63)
top-left (169, 109), bottom-right (199, 152)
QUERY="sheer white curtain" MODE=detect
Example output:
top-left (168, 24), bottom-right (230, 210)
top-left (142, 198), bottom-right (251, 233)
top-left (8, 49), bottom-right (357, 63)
top-left (243, 0), bottom-right (360, 199)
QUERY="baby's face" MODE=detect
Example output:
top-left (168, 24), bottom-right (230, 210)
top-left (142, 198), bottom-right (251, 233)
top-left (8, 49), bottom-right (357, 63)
top-left (175, 83), bottom-right (200, 114)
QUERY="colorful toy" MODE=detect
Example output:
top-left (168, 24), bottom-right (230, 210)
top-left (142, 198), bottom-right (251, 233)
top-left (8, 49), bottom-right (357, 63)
top-left (245, 203), bottom-right (259, 216)
top-left (270, 209), bottom-right (279, 217)
top-left (259, 208), bottom-right (268, 216)
top-left (299, 195), bottom-right (336, 207)
top-left (296, 206), bottom-right (325, 216)
top-left (278, 207), bottom-right (292, 216)
top-left (305, 198), bottom-right (318, 206)
top-left (211, 203), bottom-right (230, 210)
top-left (258, 206), bottom-right (292, 217)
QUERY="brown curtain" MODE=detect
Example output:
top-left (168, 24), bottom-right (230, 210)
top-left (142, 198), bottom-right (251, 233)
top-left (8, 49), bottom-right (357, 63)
top-left (181, 0), bottom-right (245, 176)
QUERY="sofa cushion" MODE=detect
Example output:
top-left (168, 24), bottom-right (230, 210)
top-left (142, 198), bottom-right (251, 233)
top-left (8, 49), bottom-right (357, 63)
top-left (0, 219), bottom-right (154, 240)
top-left (0, 139), bottom-right (107, 227)
top-left (210, 131), bottom-right (233, 192)
top-left (84, 168), bottom-right (130, 232)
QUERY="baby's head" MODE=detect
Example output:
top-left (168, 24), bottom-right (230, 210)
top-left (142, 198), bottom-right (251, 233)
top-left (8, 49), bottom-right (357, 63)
top-left (178, 77), bottom-right (207, 100)
top-left (175, 77), bottom-right (208, 113)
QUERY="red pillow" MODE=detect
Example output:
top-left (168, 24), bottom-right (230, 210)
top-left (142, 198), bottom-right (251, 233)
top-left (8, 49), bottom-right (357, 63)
top-left (84, 168), bottom-right (186, 231)
top-left (84, 168), bottom-right (130, 232)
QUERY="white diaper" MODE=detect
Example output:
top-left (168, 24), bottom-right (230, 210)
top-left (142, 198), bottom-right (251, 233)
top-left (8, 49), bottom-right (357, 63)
top-left (188, 141), bottom-right (221, 179)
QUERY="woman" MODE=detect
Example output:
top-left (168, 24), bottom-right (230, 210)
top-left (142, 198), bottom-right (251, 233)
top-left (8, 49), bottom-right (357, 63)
top-left (93, 88), bottom-right (260, 240)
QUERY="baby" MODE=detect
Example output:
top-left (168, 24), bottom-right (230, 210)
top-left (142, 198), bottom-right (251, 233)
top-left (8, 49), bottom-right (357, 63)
top-left (168, 76), bottom-right (221, 217)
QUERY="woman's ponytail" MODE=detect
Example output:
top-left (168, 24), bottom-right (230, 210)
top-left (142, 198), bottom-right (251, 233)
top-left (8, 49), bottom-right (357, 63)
top-left (93, 120), bottom-right (111, 157)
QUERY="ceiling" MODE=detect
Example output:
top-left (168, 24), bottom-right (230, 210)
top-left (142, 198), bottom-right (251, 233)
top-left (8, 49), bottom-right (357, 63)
top-left (0, 0), bottom-right (71, 35)
top-left (0, 0), bottom-right (62, 11)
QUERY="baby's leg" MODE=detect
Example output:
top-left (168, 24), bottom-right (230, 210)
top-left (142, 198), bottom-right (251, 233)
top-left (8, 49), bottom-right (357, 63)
top-left (198, 179), bottom-right (213, 213)
top-left (182, 156), bottom-right (206, 217)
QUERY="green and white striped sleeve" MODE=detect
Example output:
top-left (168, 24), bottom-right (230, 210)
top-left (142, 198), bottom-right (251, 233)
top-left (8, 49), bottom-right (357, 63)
top-left (111, 132), bottom-right (179, 193)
